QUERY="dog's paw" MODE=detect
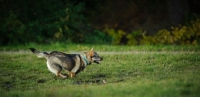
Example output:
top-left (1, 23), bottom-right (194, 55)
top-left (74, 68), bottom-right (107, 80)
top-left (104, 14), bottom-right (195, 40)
top-left (68, 72), bottom-right (75, 78)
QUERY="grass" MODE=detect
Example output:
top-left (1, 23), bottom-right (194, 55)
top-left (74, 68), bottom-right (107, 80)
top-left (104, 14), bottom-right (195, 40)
top-left (0, 44), bottom-right (200, 97)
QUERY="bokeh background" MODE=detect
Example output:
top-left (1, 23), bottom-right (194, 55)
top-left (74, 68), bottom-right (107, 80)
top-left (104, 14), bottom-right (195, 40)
top-left (0, 0), bottom-right (200, 45)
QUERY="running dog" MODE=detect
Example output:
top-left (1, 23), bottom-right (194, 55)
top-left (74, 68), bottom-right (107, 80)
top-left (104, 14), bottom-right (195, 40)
top-left (29, 48), bottom-right (103, 78)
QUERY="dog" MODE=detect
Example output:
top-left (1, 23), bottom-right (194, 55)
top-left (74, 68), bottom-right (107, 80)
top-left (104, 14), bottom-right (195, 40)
top-left (29, 48), bottom-right (103, 78)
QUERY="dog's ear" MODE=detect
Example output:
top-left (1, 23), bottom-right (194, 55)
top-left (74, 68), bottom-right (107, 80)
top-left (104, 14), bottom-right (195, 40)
top-left (90, 48), bottom-right (94, 52)
top-left (89, 48), bottom-right (94, 56)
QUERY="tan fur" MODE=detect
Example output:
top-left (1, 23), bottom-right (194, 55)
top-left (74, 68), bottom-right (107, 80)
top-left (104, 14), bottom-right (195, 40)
top-left (29, 48), bottom-right (103, 79)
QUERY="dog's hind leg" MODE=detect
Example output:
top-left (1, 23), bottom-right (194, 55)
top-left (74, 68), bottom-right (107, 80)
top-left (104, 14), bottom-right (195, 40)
top-left (47, 61), bottom-right (67, 78)
top-left (56, 71), bottom-right (67, 78)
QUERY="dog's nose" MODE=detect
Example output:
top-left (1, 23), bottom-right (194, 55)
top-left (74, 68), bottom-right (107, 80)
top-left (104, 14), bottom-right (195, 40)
top-left (100, 57), bottom-right (103, 60)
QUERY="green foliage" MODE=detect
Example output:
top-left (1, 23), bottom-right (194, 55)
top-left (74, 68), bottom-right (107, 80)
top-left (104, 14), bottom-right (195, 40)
top-left (126, 30), bottom-right (143, 45)
top-left (0, 11), bottom-right (26, 45)
top-left (0, 0), bottom-right (88, 45)
top-left (84, 30), bottom-right (112, 44)
top-left (105, 19), bottom-right (200, 45)
top-left (0, 1), bottom-right (114, 45)
top-left (104, 28), bottom-right (126, 45)
top-left (142, 19), bottom-right (200, 45)
top-left (1, 0), bottom-right (200, 46)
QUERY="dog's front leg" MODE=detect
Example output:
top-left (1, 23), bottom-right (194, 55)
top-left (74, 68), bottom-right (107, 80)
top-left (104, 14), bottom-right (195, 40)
top-left (68, 55), bottom-right (80, 78)
top-left (68, 72), bottom-right (75, 78)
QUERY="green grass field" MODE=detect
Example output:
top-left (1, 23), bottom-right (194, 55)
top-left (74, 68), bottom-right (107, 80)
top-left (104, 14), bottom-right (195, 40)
top-left (0, 44), bottom-right (200, 97)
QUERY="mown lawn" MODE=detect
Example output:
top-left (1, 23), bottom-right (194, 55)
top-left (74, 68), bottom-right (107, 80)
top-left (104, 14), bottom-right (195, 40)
top-left (0, 44), bottom-right (200, 97)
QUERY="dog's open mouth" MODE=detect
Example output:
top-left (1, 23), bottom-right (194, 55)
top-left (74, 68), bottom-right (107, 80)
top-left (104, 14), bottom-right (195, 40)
top-left (94, 57), bottom-right (103, 64)
top-left (93, 57), bottom-right (103, 64)
top-left (94, 60), bottom-right (101, 64)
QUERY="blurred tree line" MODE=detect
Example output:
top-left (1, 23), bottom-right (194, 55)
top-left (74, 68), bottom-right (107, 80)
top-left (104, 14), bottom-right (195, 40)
top-left (0, 0), bottom-right (200, 45)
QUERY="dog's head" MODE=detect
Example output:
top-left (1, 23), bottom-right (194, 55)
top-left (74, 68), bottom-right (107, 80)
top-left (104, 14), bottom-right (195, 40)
top-left (85, 48), bottom-right (103, 64)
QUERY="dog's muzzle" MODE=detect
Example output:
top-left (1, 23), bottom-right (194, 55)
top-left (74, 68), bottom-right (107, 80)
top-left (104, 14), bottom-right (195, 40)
top-left (94, 57), bottom-right (103, 64)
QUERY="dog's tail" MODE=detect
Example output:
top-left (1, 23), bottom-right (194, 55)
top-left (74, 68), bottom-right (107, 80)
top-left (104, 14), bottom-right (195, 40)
top-left (29, 48), bottom-right (49, 58)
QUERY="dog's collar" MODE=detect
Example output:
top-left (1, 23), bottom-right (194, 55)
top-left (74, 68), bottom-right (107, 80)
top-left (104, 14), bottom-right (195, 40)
top-left (81, 54), bottom-right (89, 65)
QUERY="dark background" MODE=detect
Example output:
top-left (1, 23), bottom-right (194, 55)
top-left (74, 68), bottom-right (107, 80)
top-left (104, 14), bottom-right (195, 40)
top-left (0, 0), bottom-right (200, 45)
